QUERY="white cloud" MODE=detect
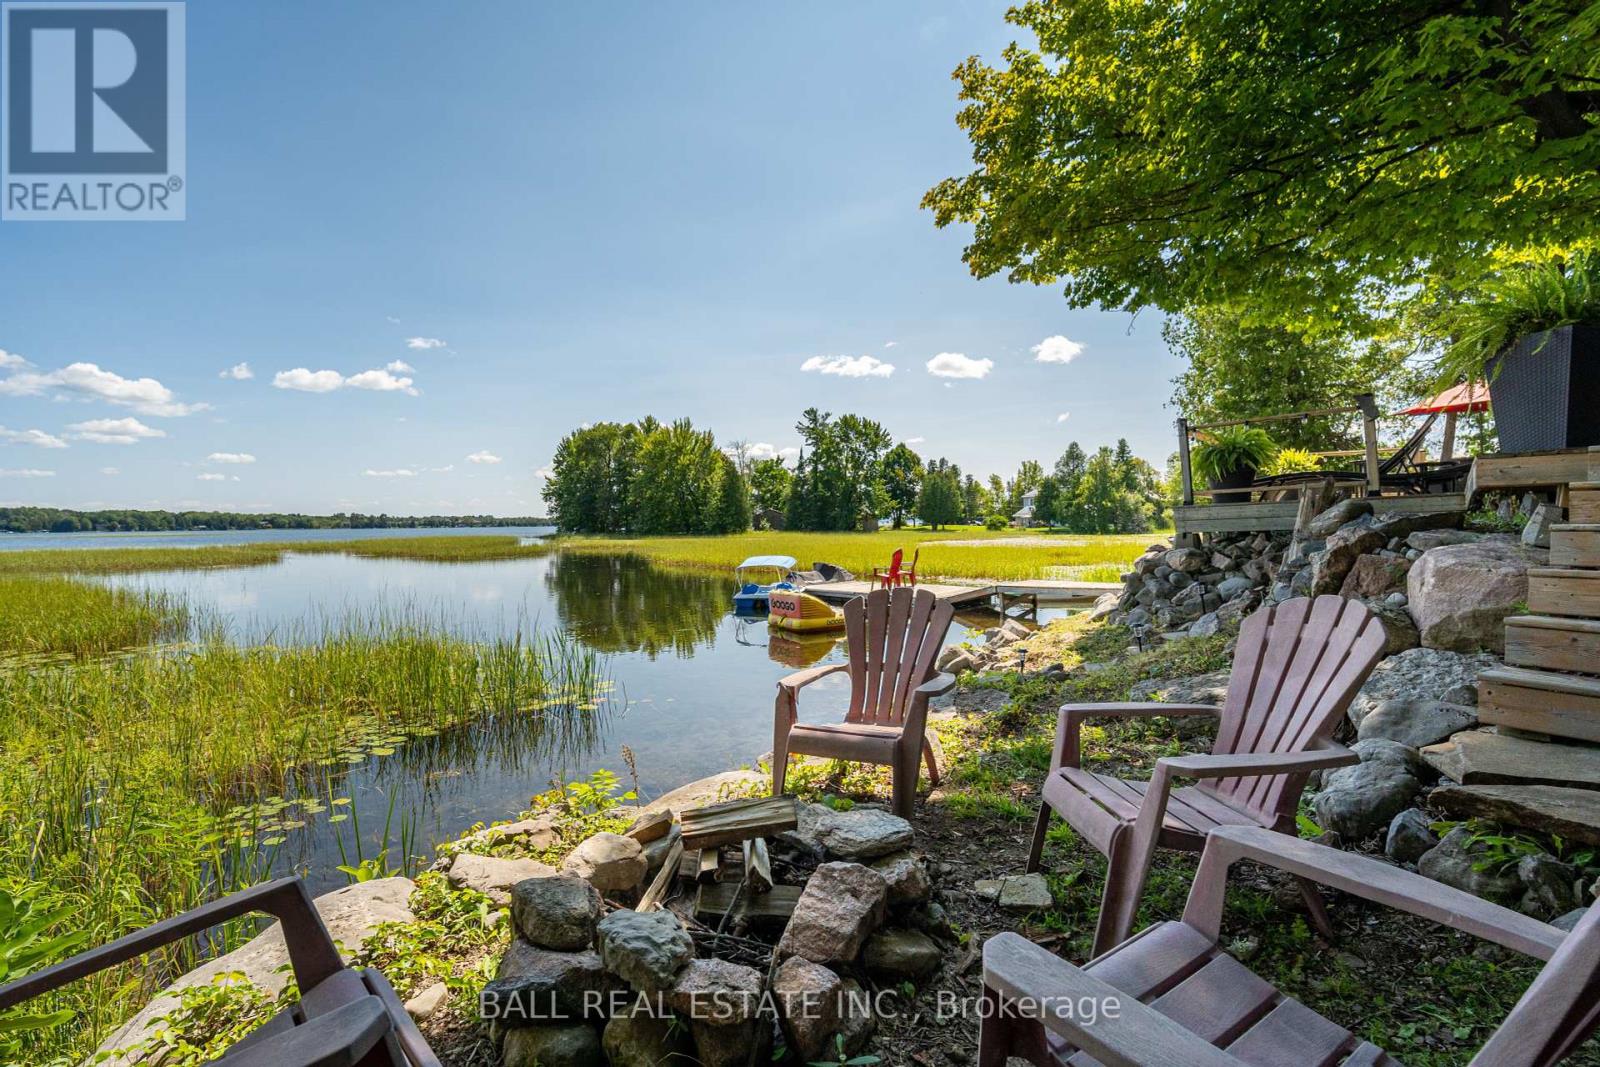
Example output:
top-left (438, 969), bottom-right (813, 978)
top-left (385, 360), bottom-right (415, 374)
top-left (1056, 412), bottom-right (1071, 423)
top-left (220, 362), bottom-right (255, 380)
top-left (406, 337), bottom-right (446, 350)
top-left (0, 426), bottom-right (67, 448)
top-left (467, 450), bottom-right (502, 465)
top-left (733, 442), bottom-right (801, 463)
top-left (0, 350), bottom-right (29, 369)
top-left (883, 341), bottom-right (898, 349)
top-left (197, 473), bottom-right (227, 481)
top-left (273, 367), bottom-right (418, 396)
top-left (100, 467), bottom-right (120, 475)
top-left (534, 466), bottom-right (553, 479)
top-left (345, 369), bottom-right (419, 395)
top-left (363, 468), bottom-right (418, 478)
top-left (0, 362), bottom-right (206, 416)
top-left (925, 352), bottom-right (993, 379)
top-left (208, 452), bottom-right (256, 464)
top-left (904, 436), bottom-right (925, 445)
top-left (800, 355), bottom-right (895, 379)
top-left (273, 368), bottom-right (347, 393)
top-left (1032, 335), bottom-right (1085, 364)
top-left (68, 417), bottom-right (167, 444)
top-left (0, 468), bottom-right (54, 478)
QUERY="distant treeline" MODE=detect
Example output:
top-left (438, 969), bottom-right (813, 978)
top-left (0, 508), bottom-right (548, 534)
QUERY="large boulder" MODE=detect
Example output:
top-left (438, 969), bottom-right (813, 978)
top-left (777, 862), bottom-right (888, 964)
top-left (481, 941), bottom-right (608, 1024)
top-left (1311, 738), bottom-right (1426, 841)
top-left (1305, 499), bottom-right (1373, 539)
top-left (502, 1023), bottom-right (605, 1067)
top-left (447, 853), bottom-right (558, 907)
top-left (1347, 647), bottom-right (1499, 729)
top-left (603, 1004), bottom-right (697, 1067)
top-left (669, 958), bottom-right (767, 1067)
top-left (1430, 784), bottom-right (1600, 846)
top-left (562, 832), bottom-right (648, 893)
top-left (773, 957), bottom-right (845, 1062)
top-left (863, 928), bottom-right (942, 981)
top-left (1367, 602), bottom-right (1422, 656)
top-left (511, 874), bottom-right (603, 951)
top-left (1356, 699), bottom-right (1477, 750)
top-left (596, 909), bottom-right (695, 992)
top-left (1418, 826), bottom-right (1523, 906)
top-left (1309, 523), bottom-right (1388, 595)
top-left (1407, 541), bottom-right (1543, 653)
top-left (1340, 554), bottom-right (1412, 599)
top-left (813, 808), bottom-right (914, 861)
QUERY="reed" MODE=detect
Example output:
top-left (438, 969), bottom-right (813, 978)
top-left (0, 606), bottom-right (606, 1062)
top-left (0, 535), bottom-right (556, 576)
top-left (0, 575), bottom-right (188, 658)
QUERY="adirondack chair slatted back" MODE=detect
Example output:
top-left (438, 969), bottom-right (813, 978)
top-left (1473, 898), bottom-right (1600, 1066)
top-left (1204, 595), bottom-right (1386, 822)
top-left (844, 587), bottom-right (954, 726)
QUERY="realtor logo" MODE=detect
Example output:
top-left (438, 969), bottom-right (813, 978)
top-left (2, 1), bottom-right (185, 220)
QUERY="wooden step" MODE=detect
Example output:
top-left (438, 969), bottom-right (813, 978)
top-left (1550, 524), bottom-right (1600, 568)
top-left (1479, 666), bottom-right (1600, 743)
top-left (1504, 615), bottom-right (1600, 672)
top-left (1527, 567), bottom-right (1600, 617)
top-left (1571, 483), bottom-right (1600, 525)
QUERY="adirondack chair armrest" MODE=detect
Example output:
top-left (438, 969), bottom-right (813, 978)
top-left (776, 661), bottom-right (848, 695)
top-left (1157, 739), bottom-right (1357, 779)
top-left (1052, 703), bottom-right (1219, 770)
top-left (1182, 825), bottom-right (1569, 962)
top-left (982, 932), bottom-right (1248, 1067)
top-left (915, 672), bottom-right (956, 697)
top-left (0, 877), bottom-right (344, 1011)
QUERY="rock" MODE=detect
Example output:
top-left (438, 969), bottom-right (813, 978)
top-left (640, 770), bottom-right (768, 817)
top-left (1384, 808), bottom-right (1439, 865)
top-left (1368, 603), bottom-right (1422, 656)
top-left (1128, 669), bottom-right (1231, 705)
top-left (834, 979), bottom-right (876, 1056)
top-left (596, 909), bottom-right (695, 992)
top-left (625, 809), bottom-right (674, 844)
top-left (447, 852), bottom-right (558, 907)
top-left (777, 862), bottom-right (889, 964)
top-left (404, 982), bottom-right (448, 1022)
top-left (502, 1023), bottom-right (605, 1067)
top-left (773, 956), bottom-right (844, 1062)
top-left (1407, 541), bottom-right (1543, 653)
top-left (1348, 647), bottom-right (1501, 729)
top-left (1340, 554), bottom-right (1412, 598)
top-left (814, 808), bottom-right (915, 860)
top-left (456, 814), bottom-right (560, 853)
top-left (938, 645), bottom-right (976, 672)
top-left (1517, 854), bottom-right (1582, 919)
top-left (905, 899), bottom-right (956, 941)
top-left (869, 850), bottom-right (932, 905)
top-left (1422, 729), bottom-right (1600, 789)
top-left (512, 874), bottom-right (602, 951)
top-left (1407, 529), bottom-right (1497, 552)
top-left (482, 941), bottom-right (607, 1024)
top-left (1418, 827), bottom-right (1524, 906)
top-left (1189, 612), bottom-right (1222, 638)
top-left (562, 832), bottom-right (648, 893)
top-left (603, 1005), bottom-right (696, 1067)
top-left (1306, 499), bottom-right (1373, 538)
top-left (94, 877), bottom-right (417, 1063)
top-left (1309, 524), bottom-right (1388, 595)
top-left (1430, 785), bottom-right (1600, 846)
top-left (1357, 700), bottom-right (1478, 750)
top-left (778, 802), bottom-right (834, 857)
top-left (863, 928), bottom-right (942, 981)
top-left (1312, 739), bottom-right (1425, 842)
top-left (667, 957), bottom-right (764, 1024)
top-left (1384, 591), bottom-right (1408, 609)
top-left (1522, 504), bottom-right (1557, 548)
top-left (1216, 575), bottom-right (1255, 600)
top-left (1164, 548), bottom-right (1207, 574)
top-left (973, 872), bottom-right (1054, 912)
top-left (1089, 592), bottom-right (1120, 620)
top-left (1552, 908), bottom-right (1591, 932)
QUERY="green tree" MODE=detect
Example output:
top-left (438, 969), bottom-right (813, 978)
top-left (710, 455), bottom-right (752, 534)
top-left (1005, 460), bottom-right (1044, 515)
top-left (881, 443), bottom-right (924, 528)
top-left (748, 458), bottom-right (793, 516)
top-left (961, 475), bottom-right (984, 523)
top-left (543, 422), bottom-right (638, 533)
top-left (924, 0), bottom-right (1600, 333)
top-left (629, 419), bottom-right (724, 534)
top-left (790, 409), bottom-right (894, 530)
top-left (917, 463), bottom-right (963, 530)
top-left (1166, 308), bottom-right (1422, 451)
top-left (1032, 476), bottom-right (1062, 529)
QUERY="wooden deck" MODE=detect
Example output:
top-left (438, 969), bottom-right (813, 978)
top-left (806, 580), bottom-right (995, 606)
top-left (1173, 492), bottom-right (1466, 537)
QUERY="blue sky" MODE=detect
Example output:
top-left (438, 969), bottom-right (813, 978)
top-left (0, 2), bottom-right (1184, 515)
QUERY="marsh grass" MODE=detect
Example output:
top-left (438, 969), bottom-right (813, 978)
top-left (556, 528), bottom-right (1152, 581)
top-left (0, 575), bottom-right (187, 658)
top-left (0, 535), bottom-right (556, 576)
top-left (0, 606), bottom-right (606, 1063)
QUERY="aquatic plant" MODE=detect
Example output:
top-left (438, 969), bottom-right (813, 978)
top-left (0, 575), bottom-right (187, 658)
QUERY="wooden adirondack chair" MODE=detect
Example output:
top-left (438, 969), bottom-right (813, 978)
top-left (981, 823), bottom-right (1598, 1066)
top-left (874, 548), bottom-right (905, 590)
top-left (772, 586), bottom-right (956, 817)
top-left (899, 548), bottom-right (920, 587)
top-left (0, 877), bottom-right (440, 1067)
top-left (1028, 594), bottom-right (1386, 956)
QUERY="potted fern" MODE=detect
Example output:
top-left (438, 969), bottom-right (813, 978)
top-left (1192, 426), bottom-right (1277, 503)
top-left (1433, 252), bottom-right (1600, 452)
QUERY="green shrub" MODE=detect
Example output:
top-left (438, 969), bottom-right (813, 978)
top-left (1261, 447), bottom-right (1322, 477)
top-left (1433, 251), bottom-right (1600, 388)
top-left (1192, 426), bottom-right (1277, 483)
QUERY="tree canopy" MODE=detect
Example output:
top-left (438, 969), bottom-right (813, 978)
top-left (924, 0), bottom-right (1600, 332)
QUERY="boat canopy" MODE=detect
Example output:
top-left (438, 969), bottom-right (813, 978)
top-left (736, 555), bottom-right (797, 571)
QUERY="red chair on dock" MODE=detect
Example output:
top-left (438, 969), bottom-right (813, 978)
top-left (873, 548), bottom-right (918, 589)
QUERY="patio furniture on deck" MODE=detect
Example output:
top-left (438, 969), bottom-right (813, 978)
top-left (874, 548), bottom-right (905, 589)
top-left (980, 823), bottom-right (1595, 1066)
top-left (771, 586), bottom-right (955, 818)
top-left (0, 878), bottom-right (440, 1067)
top-left (1027, 595), bottom-right (1386, 956)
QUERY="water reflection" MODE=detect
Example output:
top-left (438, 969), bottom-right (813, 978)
top-left (545, 553), bottom-right (729, 658)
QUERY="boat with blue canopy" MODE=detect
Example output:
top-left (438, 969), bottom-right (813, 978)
top-left (732, 554), bottom-right (799, 614)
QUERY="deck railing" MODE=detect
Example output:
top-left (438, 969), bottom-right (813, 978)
top-left (1176, 393), bottom-right (1382, 506)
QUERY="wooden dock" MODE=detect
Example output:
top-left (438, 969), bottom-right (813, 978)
top-left (806, 579), bottom-right (1118, 609)
top-left (806, 580), bottom-right (995, 607)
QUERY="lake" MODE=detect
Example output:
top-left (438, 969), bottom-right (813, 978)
top-left (9, 527), bottom-right (1075, 892)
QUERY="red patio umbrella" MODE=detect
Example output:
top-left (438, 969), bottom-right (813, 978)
top-left (1397, 382), bottom-right (1489, 459)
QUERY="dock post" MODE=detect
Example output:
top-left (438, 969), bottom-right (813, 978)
top-left (1357, 393), bottom-right (1381, 497)
top-left (1177, 417), bottom-right (1194, 506)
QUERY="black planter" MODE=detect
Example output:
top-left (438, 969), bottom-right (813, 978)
top-left (1487, 324), bottom-right (1600, 452)
top-left (1208, 464), bottom-right (1258, 504)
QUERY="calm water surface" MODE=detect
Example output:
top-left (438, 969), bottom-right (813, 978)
top-left (10, 528), bottom-right (1076, 892)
